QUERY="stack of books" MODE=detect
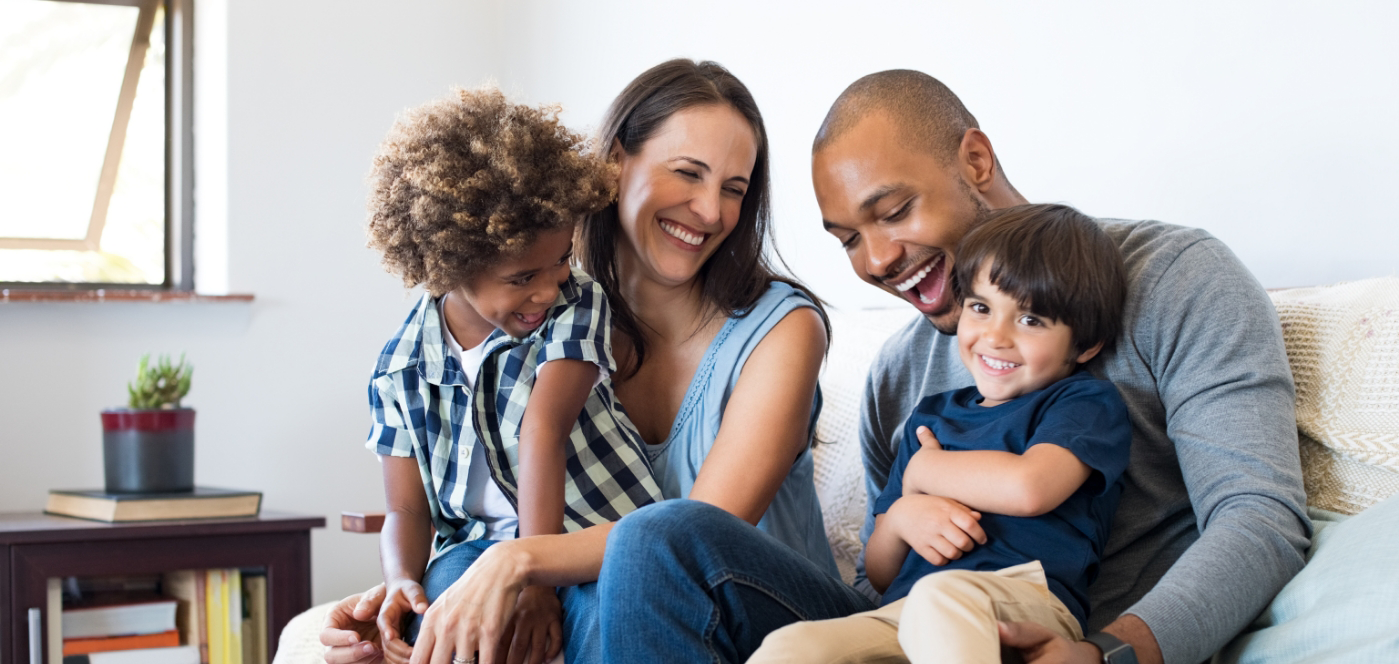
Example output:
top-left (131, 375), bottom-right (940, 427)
top-left (60, 595), bottom-right (191, 663)
top-left (49, 571), bottom-right (268, 664)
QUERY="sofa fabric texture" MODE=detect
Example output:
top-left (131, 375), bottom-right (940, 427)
top-left (1271, 277), bottom-right (1399, 514)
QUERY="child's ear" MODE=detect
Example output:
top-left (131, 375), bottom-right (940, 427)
top-left (1074, 341), bottom-right (1105, 365)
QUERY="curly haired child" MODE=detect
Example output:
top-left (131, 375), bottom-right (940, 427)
top-left (362, 86), bottom-right (662, 664)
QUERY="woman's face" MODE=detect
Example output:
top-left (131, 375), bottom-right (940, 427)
top-left (613, 103), bottom-right (759, 289)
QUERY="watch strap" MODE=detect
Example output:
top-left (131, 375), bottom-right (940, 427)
top-left (1083, 632), bottom-right (1138, 664)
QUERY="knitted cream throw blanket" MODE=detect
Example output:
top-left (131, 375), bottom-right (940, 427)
top-left (1271, 277), bottom-right (1399, 514)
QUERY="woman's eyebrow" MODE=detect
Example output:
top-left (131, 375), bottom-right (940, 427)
top-left (674, 156), bottom-right (749, 185)
top-left (672, 156), bottom-right (711, 172)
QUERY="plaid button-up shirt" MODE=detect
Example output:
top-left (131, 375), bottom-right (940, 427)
top-left (367, 268), bottom-right (662, 554)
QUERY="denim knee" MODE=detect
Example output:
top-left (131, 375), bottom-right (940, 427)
top-left (611, 499), bottom-right (732, 549)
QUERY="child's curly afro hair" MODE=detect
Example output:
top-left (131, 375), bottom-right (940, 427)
top-left (367, 86), bottom-right (616, 296)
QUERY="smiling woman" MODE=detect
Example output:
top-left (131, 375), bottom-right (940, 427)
top-left (0, 0), bottom-right (191, 288)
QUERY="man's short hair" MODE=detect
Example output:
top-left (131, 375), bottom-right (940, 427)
top-left (813, 69), bottom-right (978, 163)
top-left (953, 203), bottom-right (1128, 355)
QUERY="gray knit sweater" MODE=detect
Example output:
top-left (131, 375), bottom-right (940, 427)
top-left (855, 219), bottom-right (1310, 664)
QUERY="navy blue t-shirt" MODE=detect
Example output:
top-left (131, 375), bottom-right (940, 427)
top-left (871, 370), bottom-right (1130, 628)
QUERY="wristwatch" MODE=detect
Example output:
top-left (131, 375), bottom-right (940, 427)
top-left (1083, 632), bottom-right (1138, 664)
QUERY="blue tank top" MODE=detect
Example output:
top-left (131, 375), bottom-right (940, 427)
top-left (644, 282), bottom-right (839, 578)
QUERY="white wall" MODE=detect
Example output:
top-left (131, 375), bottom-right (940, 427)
top-left (489, 0), bottom-right (1399, 310)
top-left (1, 1), bottom-right (1395, 606)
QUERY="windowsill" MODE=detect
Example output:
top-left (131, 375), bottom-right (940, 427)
top-left (0, 289), bottom-right (254, 303)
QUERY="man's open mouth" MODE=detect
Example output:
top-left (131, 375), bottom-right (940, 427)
top-left (891, 254), bottom-right (948, 311)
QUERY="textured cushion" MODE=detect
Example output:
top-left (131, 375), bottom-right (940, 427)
top-left (1271, 278), bottom-right (1399, 513)
top-left (811, 307), bottom-right (919, 584)
top-left (1216, 498), bottom-right (1399, 663)
top-left (271, 600), bottom-right (334, 664)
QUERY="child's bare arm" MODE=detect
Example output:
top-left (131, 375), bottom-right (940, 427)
top-left (901, 426), bottom-right (1092, 517)
top-left (866, 495), bottom-right (986, 593)
top-left (516, 358), bottom-right (599, 537)
top-left (377, 455), bottom-right (434, 644)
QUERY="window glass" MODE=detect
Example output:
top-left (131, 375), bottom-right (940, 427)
top-left (0, 0), bottom-right (166, 285)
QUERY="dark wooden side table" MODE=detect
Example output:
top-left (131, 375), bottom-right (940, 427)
top-left (0, 510), bottom-right (325, 663)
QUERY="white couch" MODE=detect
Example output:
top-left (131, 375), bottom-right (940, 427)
top-left (275, 278), bottom-right (1399, 663)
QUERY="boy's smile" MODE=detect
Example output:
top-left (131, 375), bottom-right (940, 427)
top-left (443, 228), bottom-right (576, 347)
top-left (957, 265), bottom-right (1102, 407)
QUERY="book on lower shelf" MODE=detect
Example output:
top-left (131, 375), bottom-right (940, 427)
top-left (61, 597), bottom-right (178, 640)
top-left (62, 644), bottom-right (200, 664)
top-left (44, 487), bottom-right (262, 522)
top-left (64, 630), bottom-right (181, 655)
top-left (50, 570), bottom-right (268, 664)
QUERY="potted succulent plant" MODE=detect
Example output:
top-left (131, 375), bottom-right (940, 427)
top-left (101, 354), bottom-right (195, 493)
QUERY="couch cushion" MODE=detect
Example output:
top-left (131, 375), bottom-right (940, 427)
top-left (1216, 496), bottom-right (1399, 663)
top-left (1270, 278), bottom-right (1399, 514)
top-left (812, 307), bottom-right (920, 584)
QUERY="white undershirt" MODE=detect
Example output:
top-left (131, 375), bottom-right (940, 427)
top-left (439, 299), bottom-right (519, 540)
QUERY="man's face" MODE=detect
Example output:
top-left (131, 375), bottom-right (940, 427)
top-left (814, 113), bottom-right (988, 334)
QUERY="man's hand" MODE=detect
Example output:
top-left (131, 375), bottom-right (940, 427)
top-left (888, 493), bottom-right (985, 565)
top-left (999, 615), bottom-right (1164, 664)
top-left (320, 585), bottom-right (387, 664)
top-left (997, 621), bottom-right (1101, 664)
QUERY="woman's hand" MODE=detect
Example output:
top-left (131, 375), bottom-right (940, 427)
top-left (503, 585), bottom-right (563, 664)
top-left (320, 585), bottom-right (386, 664)
top-left (411, 541), bottom-right (532, 664)
top-left (888, 494), bottom-right (985, 566)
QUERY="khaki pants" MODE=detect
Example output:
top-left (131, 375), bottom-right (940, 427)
top-left (748, 561), bottom-right (1082, 664)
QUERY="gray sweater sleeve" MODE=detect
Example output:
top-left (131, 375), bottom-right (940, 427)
top-left (1122, 238), bottom-right (1310, 664)
top-left (852, 335), bottom-right (910, 602)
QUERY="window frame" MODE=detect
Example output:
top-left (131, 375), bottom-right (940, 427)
top-left (0, 0), bottom-right (195, 292)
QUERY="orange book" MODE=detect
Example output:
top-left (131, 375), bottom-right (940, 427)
top-left (64, 629), bottom-right (181, 655)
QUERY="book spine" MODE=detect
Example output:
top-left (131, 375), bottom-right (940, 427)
top-left (48, 577), bottom-right (63, 664)
top-left (194, 573), bottom-right (209, 664)
top-left (227, 571), bottom-right (241, 664)
top-left (63, 629), bottom-right (181, 655)
top-left (205, 571), bottom-right (224, 664)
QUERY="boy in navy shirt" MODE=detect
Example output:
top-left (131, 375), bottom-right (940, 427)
top-left (752, 203), bottom-right (1131, 664)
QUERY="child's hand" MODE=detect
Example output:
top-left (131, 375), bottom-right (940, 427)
top-left (501, 585), bottom-right (563, 664)
top-left (904, 427), bottom-right (946, 496)
top-left (915, 425), bottom-right (943, 449)
top-left (376, 579), bottom-right (429, 653)
top-left (889, 494), bottom-right (986, 566)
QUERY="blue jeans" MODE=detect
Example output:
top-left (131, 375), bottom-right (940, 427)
top-left (597, 500), bottom-right (875, 663)
top-left (408, 539), bottom-right (602, 663)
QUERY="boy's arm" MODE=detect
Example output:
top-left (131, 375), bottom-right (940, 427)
top-left (865, 495), bottom-right (986, 593)
top-left (902, 426), bottom-right (1092, 517)
top-left (377, 455), bottom-right (434, 640)
top-left (516, 358), bottom-right (598, 537)
top-left (864, 513), bottom-right (908, 593)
